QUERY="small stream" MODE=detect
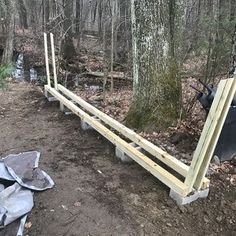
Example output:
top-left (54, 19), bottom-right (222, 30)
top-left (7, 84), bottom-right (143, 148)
top-left (12, 53), bottom-right (24, 80)
top-left (12, 53), bottom-right (37, 82)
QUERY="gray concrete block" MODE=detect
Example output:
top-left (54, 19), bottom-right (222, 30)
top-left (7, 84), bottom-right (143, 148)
top-left (44, 90), bottom-right (57, 102)
top-left (81, 120), bottom-right (93, 130)
top-left (115, 147), bottom-right (133, 163)
top-left (48, 96), bottom-right (58, 102)
top-left (60, 102), bottom-right (73, 115)
top-left (81, 117), bottom-right (100, 130)
top-left (115, 142), bottom-right (143, 163)
top-left (65, 111), bottom-right (73, 115)
top-left (44, 89), bottom-right (49, 97)
top-left (169, 188), bottom-right (209, 205)
top-left (60, 102), bottom-right (65, 112)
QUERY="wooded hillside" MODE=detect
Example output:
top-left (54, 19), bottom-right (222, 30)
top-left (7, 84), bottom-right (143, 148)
top-left (0, 0), bottom-right (236, 130)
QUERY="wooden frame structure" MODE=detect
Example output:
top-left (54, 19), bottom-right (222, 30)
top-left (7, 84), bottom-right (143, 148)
top-left (43, 33), bottom-right (236, 199)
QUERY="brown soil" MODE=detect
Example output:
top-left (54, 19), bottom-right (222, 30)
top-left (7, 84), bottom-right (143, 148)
top-left (0, 82), bottom-right (236, 236)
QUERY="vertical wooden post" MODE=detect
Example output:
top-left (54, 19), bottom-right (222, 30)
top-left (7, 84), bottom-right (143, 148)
top-left (50, 33), bottom-right (58, 90)
top-left (44, 33), bottom-right (51, 87)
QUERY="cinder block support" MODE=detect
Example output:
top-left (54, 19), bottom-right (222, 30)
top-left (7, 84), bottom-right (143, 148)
top-left (115, 147), bottom-right (133, 163)
top-left (45, 89), bottom-right (58, 102)
top-left (81, 116), bottom-right (100, 130)
top-left (81, 120), bottom-right (93, 130)
top-left (60, 102), bottom-right (65, 112)
top-left (115, 142), bottom-right (143, 163)
top-left (60, 102), bottom-right (72, 115)
top-left (169, 188), bottom-right (209, 205)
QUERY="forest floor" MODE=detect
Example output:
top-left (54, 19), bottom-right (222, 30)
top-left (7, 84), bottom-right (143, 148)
top-left (0, 82), bottom-right (236, 236)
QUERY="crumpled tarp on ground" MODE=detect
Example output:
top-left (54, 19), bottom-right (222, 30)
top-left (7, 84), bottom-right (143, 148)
top-left (4, 151), bottom-right (54, 191)
top-left (0, 151), bottom-right (54, 236)
top-left (0, 183), bottom-right (33, 227)
top-left (0, 161), bottom-right (15, 181)
top-left (0, 215), bottom-right (27, 236)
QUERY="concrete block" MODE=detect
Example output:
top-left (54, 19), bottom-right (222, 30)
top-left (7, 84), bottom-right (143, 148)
top-left (115, 142), bottom-right (143, 163)
top-left (44, 89), bottom-right (48, 97)
top-left (115, 147), bottom-right (133, 163)
top-left (65, 111), bottom-right (73, 115)
top-left (81, 117), bottom-right (100, 130)
top-left (44, 90), bottom-right (57, 102)
top-left (60, 102), bottom-right (72, 115)
top-left (60, 102), bottom-right (65, 112)
top-left (81, 120), bottom-right (93, 130)
top-left (169, 188), bottom-right (209, 205)
top-left (48, 96), bottom-right (58, 102)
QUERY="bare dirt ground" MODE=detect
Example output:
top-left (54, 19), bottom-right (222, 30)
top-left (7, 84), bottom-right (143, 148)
top-left (0, 82), bottom-right (236, 236)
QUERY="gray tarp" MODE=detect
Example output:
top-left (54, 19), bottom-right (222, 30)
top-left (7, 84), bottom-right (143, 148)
top-left (3, 151), bottom-right (54, 191)
top-left (0, 151), bottom-right (54, 236)
top-left (0, 215), bottom-right (27, 236)
top-left (0, 183), bottom-right (33, 227)
top-left (0, 161), bottom-right (15, 181)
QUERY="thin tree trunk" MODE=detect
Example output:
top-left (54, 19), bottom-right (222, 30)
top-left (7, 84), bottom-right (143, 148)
top-left (75, 0), bottom-right (81, 38)
top-left (2, 0), bottom-right (15, 64)
top-left (110, 0), bottom-right (115, 92)
top-left (61, 0), bottom-right (76, 60)
top-left (102, 0), bottom-right (108, 101)
top-left (45, 0), bottom-right (50, 30)
top-left (42, 0), bottom-right (45, 30)
top-left (18, 0), bottom-right (28, 29)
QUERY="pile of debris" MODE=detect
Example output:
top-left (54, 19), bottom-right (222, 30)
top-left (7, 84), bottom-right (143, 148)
top-left (0, 151), bottom-right (54, 236)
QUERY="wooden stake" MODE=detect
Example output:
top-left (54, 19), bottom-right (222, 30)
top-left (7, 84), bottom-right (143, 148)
top-left (50, 33), bottom-right (58, 90)
top-left (44, 33), bottom-right (51, 87)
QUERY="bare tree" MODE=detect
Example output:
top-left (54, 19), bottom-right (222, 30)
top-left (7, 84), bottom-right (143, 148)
top-left (61, 0), bottom-right (76, 60)
top-left (17, 0), bottom-right (28, 29)
top-left (2, 0), bottom-right (15, 64)
top-left (126, 0), bottom-right (181, 130)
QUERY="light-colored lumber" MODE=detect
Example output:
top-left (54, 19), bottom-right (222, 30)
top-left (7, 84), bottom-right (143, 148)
top-left (194, 78), bottom-right (236, 189)
top-left (57, 85), bottom-right (187, 174)
top-left (185, 79), bottom-right (233, 191)
top-left (43, 33), bottom-right (51, 87)
top-left (57, 84), bottom-right (210, 188)
top-left (50, 33), bottom-right (58, 90)
top-left (45, 85), bottom-right (189, 196)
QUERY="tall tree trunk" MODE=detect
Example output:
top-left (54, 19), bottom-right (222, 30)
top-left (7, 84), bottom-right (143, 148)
top-left (74, 0), bottom-right (81, 49)
top-left (2, 0), bottom-right (15, 64)
top-left (229, 25), bottom-right (236, 76)
top-left (45, 0), bottom-right (50, 27)
top-left (61, 0), bottom-right (76, 60)
top-left (110, 0), bottom-right (115, 92)
top-left (204, 0), bottom-right (225, 83)
top-left (98, 1), bottom-right (103, 38)
top-left (42, 0), bottom-right (45, 30)
top-left (75, 0), bottom-right (81, 38)
top-left (18, 0), bottom-right (28, 29)
top-left (126, 0), bottom-right (181, 130)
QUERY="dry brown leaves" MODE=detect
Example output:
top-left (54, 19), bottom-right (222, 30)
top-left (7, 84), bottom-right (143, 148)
top-left (74, 86), bottom-right (132, 123)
